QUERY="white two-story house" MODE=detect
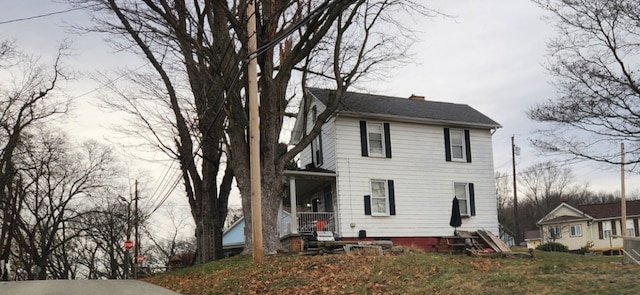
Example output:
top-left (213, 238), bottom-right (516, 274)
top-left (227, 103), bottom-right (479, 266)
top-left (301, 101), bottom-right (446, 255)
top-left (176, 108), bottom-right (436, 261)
top-left (284, 88), bottom-right (502, 250)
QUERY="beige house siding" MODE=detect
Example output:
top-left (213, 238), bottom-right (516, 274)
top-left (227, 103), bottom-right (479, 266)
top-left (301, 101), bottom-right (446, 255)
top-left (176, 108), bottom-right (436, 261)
top-left (526, 239), bottom-right (540, 249)
top-left (545, 206), bottom-right (583, 220)
top-left (540, 218), bottom-right (640, 251)
top-left (540, 220), bottom-right (592, 251)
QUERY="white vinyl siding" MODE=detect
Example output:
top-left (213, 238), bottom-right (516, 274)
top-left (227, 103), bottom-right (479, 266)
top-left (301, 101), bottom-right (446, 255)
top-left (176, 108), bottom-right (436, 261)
top-left (335, 117), bottom-right (498, 238)
top-left (297, 99), bottom-right (337, 171)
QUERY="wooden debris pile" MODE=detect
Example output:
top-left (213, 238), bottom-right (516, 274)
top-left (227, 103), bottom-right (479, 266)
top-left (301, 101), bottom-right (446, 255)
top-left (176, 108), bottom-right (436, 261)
top-left (468, 230), bottom-right (533, 258)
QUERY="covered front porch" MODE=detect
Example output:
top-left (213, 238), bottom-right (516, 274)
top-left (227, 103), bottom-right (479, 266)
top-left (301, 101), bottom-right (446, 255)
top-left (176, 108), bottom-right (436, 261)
top-left (282, 169), bottom-right (337, 236)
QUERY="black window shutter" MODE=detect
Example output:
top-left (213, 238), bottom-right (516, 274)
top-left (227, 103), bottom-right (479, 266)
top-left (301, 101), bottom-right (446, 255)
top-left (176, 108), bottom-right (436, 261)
top-left (384, 123), bottom-right (392, 158)
top-left (612, 220), bottom-right (617, 238)
top-left (464, 129), bottom-right (472, 163)
top-left (469, 183), bottom-right (476, 216)
top-left (360, 121), bottom-right (368, 157)
top-left (598, 222), bottom-right (603, 239)
top-left (364, 195), bottom-right (371, 215)
top-left (635, 219), bottom-right (639, 237)
top-left (444, 128), bottom-right (451, 161)
top-left (310, 139), bottom-right (316, 165)
top-left (317, 134), bottom-right (323, 166)
top-left (388, 180), bottom-right (396, 215)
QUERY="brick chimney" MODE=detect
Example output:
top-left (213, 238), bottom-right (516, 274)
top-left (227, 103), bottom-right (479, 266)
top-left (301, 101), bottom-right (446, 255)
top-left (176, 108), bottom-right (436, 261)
top-left (409, 94), bottom-right (425, 101)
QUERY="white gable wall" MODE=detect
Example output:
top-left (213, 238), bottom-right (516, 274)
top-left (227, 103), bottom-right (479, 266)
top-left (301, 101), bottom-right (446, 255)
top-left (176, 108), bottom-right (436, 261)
top-left (335, 116), bottom-right (499, 238)
top-left (296, 98), bottom-right (337, 171)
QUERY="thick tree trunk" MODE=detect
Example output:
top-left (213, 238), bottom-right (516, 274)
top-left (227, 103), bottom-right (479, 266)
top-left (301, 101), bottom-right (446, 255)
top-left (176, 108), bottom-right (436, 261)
top-left (237, 174), bottom-right (288, 255)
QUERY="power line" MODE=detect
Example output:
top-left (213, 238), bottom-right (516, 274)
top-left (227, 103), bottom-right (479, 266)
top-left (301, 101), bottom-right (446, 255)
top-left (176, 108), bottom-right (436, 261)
top-left (0, 7), bottom-right (84, 25)
top-left (109, 1), bottom-right (338, 217)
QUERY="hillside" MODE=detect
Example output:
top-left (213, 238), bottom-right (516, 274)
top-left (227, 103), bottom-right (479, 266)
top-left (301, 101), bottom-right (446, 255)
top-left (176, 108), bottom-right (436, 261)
top-left (144, 249), bottom-right (636, 294)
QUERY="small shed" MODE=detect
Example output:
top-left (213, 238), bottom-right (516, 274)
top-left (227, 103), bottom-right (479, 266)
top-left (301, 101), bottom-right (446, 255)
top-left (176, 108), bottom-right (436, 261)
top-left (524, 229), bottom-right (541, 249)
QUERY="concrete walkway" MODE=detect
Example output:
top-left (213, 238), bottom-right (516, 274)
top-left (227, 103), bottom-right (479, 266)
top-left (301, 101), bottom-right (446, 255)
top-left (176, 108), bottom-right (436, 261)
top-left (0, 280), bottom-right (181, 295)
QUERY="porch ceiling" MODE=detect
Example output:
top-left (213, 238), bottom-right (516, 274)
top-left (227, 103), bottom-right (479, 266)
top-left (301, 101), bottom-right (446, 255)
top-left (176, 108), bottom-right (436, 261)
top-left (285, 169), bottom-right (336, 199)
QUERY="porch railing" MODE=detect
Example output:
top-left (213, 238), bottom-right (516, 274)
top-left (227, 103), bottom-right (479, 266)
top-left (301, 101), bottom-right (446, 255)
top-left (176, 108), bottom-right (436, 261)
top-left (297, 212), bottom-right (335, 234)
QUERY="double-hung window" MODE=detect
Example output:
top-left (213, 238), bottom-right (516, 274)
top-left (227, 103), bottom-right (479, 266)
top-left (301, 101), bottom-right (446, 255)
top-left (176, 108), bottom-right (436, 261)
top-left (570, 224), bottom-right (582, 237)
top-left (359, 121), bottom-right (392, 158)
top-left (363, 179), bottom-right (396, 216)
top-left (627, 220), bottom-right (635, 237)
top-left (602, 221), bottom-right (612, 239)
top-left (444, 128), bottom-right (472, 162)
top-left (367, 123), bottom-right (384, 156)
top-left (454, 183), bottom-right (469, 216)
top-left (453, 182), bottom-right (476, 216)
top-left (549, 226), bottom-right (562, 239)
top-left (450, 130), bottom-right (465, 160)
top-left (370, 180), bottom-right (388, 215)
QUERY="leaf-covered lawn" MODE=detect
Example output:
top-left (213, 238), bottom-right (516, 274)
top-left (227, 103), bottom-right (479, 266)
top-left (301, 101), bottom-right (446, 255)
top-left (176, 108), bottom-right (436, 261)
top-left (143, 249), bottom-right (637, 294)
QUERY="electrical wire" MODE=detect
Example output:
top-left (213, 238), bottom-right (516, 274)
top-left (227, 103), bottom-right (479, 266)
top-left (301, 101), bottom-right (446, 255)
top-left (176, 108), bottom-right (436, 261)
top-left (0, 7), bottom-right (84, 25)
top-left (146, 1), bottom-right (339, 214)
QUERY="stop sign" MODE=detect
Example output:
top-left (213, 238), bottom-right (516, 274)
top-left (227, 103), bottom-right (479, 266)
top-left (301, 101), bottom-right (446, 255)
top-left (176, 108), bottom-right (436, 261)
top-left (137, 255), bottom-right (144, 263)
top-left (124, 240), bottom-right (133, 250)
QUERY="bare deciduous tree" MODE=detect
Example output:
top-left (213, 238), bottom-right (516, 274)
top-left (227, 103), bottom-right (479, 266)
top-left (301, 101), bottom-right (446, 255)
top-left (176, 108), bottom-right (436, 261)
top-left (12, 130), bottom-right (117, 280)
top-left (530, 0), bottom-right (640, 167)
top-left (519, 161), bottom-right (574, 216)
top-left (70, 0), bottom-right (437, 259)
top-left (0, 43), bottom-right (70, 279)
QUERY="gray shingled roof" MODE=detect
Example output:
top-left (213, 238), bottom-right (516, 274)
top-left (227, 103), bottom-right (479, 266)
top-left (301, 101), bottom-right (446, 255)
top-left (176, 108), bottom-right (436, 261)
top-left (576, 200), bottom-right (640, 219)
top-left (308, 88), bottom-right (501, 129)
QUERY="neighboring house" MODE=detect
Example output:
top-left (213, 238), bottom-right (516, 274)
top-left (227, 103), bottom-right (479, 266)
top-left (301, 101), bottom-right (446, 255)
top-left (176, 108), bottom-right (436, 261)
top-left (524, 229), bottom-right (541, 249)
top-left (537, 200), bottom-right (640, 252)
top-left (283, 88), bottom-right (502, 250)
top-left (222, 209), bottom-right (292, 256)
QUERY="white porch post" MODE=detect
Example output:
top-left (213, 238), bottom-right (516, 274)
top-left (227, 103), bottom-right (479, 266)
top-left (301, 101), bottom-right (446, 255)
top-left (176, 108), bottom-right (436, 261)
top-left (290, 177), bottom-right (298, 234)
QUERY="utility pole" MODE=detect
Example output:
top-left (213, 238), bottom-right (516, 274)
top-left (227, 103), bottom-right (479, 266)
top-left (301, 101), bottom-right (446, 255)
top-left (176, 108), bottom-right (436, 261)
top-left (247, 0), bottom-right (264, 264)
top-left (511, 135), bottom-right (520, 245)
top-left (134, 180), bottom-right (140, 278)
top-left (621, 142), bottom-right (627, 237)
top-left (119, 195), bottom-right (132, 279)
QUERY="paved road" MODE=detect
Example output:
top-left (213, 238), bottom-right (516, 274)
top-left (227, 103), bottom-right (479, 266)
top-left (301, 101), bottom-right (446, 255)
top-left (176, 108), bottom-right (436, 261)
top-left (0, 280), bottom-right (181, 295)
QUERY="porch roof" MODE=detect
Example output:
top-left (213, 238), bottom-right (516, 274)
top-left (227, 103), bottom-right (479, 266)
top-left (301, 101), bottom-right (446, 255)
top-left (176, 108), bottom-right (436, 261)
top-left (540, 215), bottom-right (589, 224)
top-left (284, 168), bottom-right (336, 178)
top-left (284, 169), bottom-right (335, 203)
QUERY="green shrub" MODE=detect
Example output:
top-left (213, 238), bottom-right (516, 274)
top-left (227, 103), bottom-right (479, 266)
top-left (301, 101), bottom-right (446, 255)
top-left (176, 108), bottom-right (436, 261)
top-left (537, 242), bottom-right (569, 252)
top-left (577, 241), bottom-right (595, 255)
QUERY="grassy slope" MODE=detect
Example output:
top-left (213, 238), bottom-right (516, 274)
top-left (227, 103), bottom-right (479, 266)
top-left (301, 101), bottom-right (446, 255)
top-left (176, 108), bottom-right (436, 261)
top-left (144, 249), bottom-right (637, 294)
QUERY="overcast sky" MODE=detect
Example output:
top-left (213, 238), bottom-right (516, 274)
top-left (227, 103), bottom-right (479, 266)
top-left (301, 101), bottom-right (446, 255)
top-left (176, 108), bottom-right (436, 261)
top-left (1, 0), bottom-right (638, 221)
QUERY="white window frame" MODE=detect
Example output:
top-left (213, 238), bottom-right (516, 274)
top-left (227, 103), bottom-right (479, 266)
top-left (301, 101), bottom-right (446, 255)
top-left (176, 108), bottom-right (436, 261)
top-left (570, 224), bottom-right (582, 237)
top-left (370, 179), bottom-right (389, 216)
top-left (453, 182), bottom-right (470, 216)
top-left (449, 129), bottom-right (466, 161)
top-left (603, 221), bottom-right (612, 239)
top-left (367, 122), bottom-right (385, 157)
top-left (627, 220), bottom-right (635, 237)
top-left (549, 226), bottom-right (562, 239)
